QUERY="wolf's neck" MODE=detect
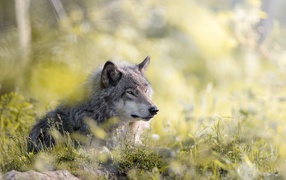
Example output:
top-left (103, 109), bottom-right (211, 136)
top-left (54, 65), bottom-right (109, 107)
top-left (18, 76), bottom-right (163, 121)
top-left (71, 90), bottom-right (118, 124)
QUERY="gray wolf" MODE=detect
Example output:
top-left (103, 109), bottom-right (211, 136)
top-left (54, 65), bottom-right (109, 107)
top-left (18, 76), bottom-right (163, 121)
top-left (28, 56), bottom-right (159, 152)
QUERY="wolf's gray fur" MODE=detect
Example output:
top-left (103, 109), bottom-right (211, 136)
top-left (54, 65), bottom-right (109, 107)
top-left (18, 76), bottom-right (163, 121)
top-left (28, 56), bottom-right (159, 152)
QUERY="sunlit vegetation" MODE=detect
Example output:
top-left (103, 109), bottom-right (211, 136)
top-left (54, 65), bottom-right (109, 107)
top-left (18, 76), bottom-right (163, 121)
top-left (1, 0), bottom-right (286, 179)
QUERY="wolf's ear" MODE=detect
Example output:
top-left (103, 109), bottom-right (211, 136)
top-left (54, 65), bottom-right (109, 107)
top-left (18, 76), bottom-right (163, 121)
top-left (138, 56), bottom-right (150, 74)
top-left (101, 61), bottom-right (122, 88)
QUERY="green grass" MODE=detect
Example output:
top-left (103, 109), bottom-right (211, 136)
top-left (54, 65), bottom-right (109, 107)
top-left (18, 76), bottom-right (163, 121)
top-left (0, 82), bottom-right (285, 179)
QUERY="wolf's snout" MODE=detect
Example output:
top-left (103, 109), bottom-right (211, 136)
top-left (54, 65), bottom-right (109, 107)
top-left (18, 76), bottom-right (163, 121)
top-left (149, 106), bottom-right (159, 115)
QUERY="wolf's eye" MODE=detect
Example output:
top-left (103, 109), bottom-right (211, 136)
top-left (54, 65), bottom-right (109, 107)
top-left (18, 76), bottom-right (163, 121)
top-left (126, 89), bottom-right (135, 96)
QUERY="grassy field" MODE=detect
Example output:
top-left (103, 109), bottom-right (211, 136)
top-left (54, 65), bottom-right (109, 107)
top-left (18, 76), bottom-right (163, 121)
top-left (1, 0), bottom-right (286, 179)
top-left (1, 56), bottom-right (286, 179)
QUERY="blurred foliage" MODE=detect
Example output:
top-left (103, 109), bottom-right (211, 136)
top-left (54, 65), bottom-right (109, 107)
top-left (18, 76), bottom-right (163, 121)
top-left (0, 93), bottom-right (35, 136)
top-left (1, 0), bottom-right (286, 179)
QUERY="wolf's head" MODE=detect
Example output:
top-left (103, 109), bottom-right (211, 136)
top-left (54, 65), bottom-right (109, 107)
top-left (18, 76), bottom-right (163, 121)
top-left (100, 56), bottom-right (159, 121)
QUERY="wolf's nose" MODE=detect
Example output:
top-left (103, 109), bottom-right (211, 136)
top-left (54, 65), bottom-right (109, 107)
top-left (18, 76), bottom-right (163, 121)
top-left (149, 106), bottom-right (159, 115)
